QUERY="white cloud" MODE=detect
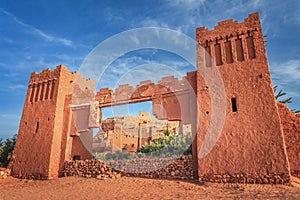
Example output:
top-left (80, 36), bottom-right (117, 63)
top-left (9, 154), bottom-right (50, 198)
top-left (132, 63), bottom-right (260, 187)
top-left (131, 0), bottom-right (206, 34)
top-left (271, 59), bottom-right (300, 84)
top-left (104, 7), bottom-right (124, 23)
top-left (0, 113), bottom-right (20, 119)
top-left (0, 8), bottom-right (73, 46)
top-left (271, 59), bottom-right (300, 109)
top-left (0, 84), bottom-right (27, 92)
top-left (138, 18), bottom-right (174, 30)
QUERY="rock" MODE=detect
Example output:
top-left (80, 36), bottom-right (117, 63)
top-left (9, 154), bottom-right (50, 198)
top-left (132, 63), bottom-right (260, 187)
top-left (0, 169), bottom-right (9, 179)
top-left (115, 174), bottom-right (122, 179)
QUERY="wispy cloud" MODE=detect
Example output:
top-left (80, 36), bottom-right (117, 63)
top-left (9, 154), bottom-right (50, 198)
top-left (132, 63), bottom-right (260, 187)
top-left (271, 59), bottom-right (300, 84)
top-left (135, 2), bottom-right (201, 34)
top-left (0, 113), bottom-right (20, 119)
top-left (271, 59), bottom-right (300, 109)
top-left (0, 8), bottom-right (73, 46)
top-left (95, 51), bottom-right (194, 91)
top-left (104, 7), bottom-right (124, 24)
top-left (166, 0), bottom-right (207, 10)
top-left (0, 113), bottom-right (20, 138)
top-left (0, 84), bottom-right (27, 92)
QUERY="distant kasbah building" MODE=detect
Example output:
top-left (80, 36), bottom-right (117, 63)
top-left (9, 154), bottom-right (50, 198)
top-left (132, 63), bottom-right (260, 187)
top-left (93, 111), bottom-right (191, 153)
top-left (11, 13), bottom-right (299, 183)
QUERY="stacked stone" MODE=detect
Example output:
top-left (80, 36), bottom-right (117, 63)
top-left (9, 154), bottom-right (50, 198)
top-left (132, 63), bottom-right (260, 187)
top-left (63, 160), bottom-right (122, 180)
top-left (198, 173), bottom-right (290, 184)
top-left (292, 171), bottom-right (300, 179)
top-left (0, 168), bottom-right (11, 179)
top-left (108, 155), bottom-right (193, 179)
top-left (63, 155), bottom-right (194, 180)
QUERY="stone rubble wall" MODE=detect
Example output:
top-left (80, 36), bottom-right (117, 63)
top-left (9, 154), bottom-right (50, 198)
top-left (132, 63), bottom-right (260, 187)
top-left (198, 173), bottom-right (291, 184)
top-left (63, 155), bottom-right (194, 180)
top-left (63, 155), bottom-right (291, 184)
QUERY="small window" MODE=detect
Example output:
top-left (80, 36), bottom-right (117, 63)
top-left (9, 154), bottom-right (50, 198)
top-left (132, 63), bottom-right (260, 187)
top-left (73, 155), bottom-right (81, 160)
top-left (231, 98), bottom-right (238, 112)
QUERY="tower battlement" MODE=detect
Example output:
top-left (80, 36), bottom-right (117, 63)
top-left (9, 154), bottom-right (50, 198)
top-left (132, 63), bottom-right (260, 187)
top-left (196, 12), bottom-right (265, 68)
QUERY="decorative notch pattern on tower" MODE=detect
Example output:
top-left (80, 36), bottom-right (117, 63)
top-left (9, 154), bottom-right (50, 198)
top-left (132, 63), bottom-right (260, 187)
top-left (197, 15), bottom-right (259, 67)
top-left (28, 79), bottom-right (57, 103)
top-left (235, 36), bottom-right (244, 61)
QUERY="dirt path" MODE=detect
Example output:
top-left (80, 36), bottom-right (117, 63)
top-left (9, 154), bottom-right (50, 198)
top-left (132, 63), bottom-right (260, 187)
top-left (1, 176), bottom-right (300, 200)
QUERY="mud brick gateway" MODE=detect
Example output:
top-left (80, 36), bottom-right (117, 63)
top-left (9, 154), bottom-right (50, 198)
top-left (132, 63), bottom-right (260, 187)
top-left (11, 13), bottom-right (299, 182)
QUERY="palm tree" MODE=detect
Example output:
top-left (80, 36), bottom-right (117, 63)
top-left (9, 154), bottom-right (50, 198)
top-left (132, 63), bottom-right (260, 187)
top-left (273, 85), bottom-right (300, 113)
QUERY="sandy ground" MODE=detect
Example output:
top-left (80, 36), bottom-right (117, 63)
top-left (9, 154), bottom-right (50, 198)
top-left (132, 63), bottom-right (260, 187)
top-left (1, 176), bottom-right (300, 200)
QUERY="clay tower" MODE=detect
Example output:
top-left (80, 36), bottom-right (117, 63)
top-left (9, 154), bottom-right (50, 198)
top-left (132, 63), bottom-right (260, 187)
top-left (195, 13), bottom-right (291, 183)
top-left (12, 65), bottom-right (96, 179)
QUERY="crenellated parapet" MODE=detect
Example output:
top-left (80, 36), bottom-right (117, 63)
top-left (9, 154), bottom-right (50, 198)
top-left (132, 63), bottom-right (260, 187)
top-left (95, 73), bottom-right (195, 109)
top-left (95, 88), bottom-right (113, 104)
top-left (196, 12), bottom-right (264, 67)
top-left (26, 65), bottom-right (96, 105)
top-left (72, 72), bottom-right (95, 105)
top-left (27, 67), bottom-right (61, 104)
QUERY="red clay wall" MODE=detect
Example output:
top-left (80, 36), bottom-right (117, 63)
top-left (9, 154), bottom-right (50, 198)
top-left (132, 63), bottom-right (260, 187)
top-left (195, 13), bottom-right (291, 183)
top-left (50, 67), bottom-right (94, 177)
top-left (277, 103), bottom-right (300, 177)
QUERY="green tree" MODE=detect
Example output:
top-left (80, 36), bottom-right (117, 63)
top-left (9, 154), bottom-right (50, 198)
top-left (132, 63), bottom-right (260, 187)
top-left (137, 130), bottom-right (192, 157)
top-left (0, 135), bottom-right (16, 167)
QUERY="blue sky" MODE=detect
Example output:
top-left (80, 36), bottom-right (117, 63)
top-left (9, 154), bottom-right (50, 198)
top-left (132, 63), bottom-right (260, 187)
top-left (0, 0), bottom-right (299, 138)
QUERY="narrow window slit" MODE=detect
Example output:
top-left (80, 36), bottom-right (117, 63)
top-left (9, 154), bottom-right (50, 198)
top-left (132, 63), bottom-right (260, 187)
top-left (35, 122), bottom-right (39, 134)
top-left (40, 82), bottom-right (45, 101)
top-left (231, 98), bottom-right (238, 112)
top-left (214, 42), bottom-right (222, 66)
top-left (205, 45), bottom-right (212, 67)
top-left (45, 81), bottom-right (50, 99)
top-left (225, 40), bottom-right (233, 64)
top-left (30, 85), bottom-right (36, 103)
top-left (205, 40), bottom-right (212, 67)
top-left (235, 38), bottom-right (244, 61)
top-left (50, 80), bottom-right (56, 99)
top-left (246, 35), bottom-right (256, 59)
top-left (35, 84), bottom-right (40, 102)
